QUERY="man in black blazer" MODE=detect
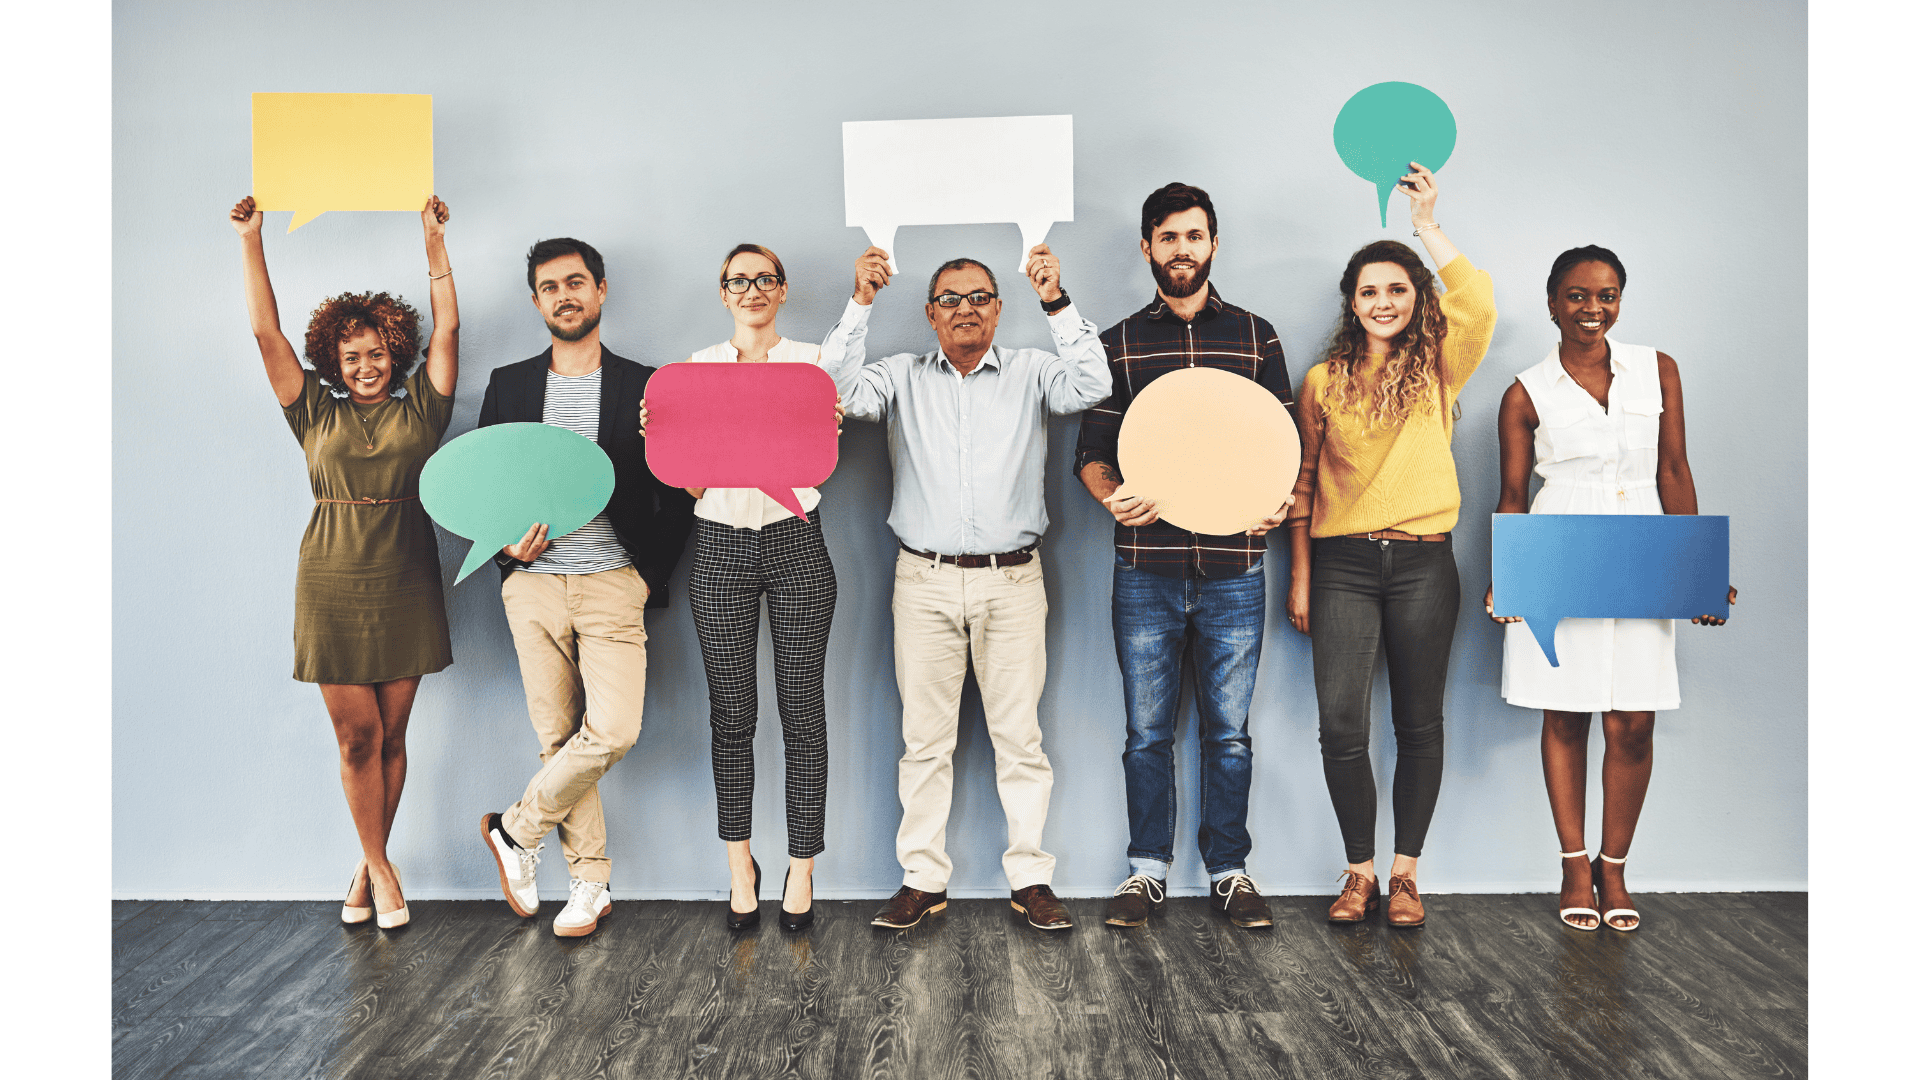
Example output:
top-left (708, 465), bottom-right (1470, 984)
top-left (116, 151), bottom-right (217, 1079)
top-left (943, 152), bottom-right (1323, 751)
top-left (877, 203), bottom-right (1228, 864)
top-left (477, 237), bottom-right (694, 939)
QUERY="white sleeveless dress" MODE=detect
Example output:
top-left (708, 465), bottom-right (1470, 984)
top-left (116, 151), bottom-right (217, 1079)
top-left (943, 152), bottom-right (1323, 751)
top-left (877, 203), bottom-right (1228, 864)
top-left (1500, 340), bottom-right (1679, 711)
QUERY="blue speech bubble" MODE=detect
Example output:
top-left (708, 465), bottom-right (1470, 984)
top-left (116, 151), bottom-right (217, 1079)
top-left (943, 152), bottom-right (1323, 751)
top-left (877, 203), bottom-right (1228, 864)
top-left (1491, 514), bottom-right (1730, 667)
top-left (1332, 82), bottom-right (1457, 227)
top-left (418, 423), bottom-right (615, 584)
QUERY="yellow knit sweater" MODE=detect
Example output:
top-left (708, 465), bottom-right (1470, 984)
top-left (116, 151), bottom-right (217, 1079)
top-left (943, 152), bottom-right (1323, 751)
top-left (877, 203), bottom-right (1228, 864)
top-left (1288, 255), bottom-right (1497, 538)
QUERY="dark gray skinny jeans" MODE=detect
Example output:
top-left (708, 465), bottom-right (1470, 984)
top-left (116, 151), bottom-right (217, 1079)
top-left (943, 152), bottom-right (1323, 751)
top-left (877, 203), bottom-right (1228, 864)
top-left (1309, 535), bottom-right (1459, 864)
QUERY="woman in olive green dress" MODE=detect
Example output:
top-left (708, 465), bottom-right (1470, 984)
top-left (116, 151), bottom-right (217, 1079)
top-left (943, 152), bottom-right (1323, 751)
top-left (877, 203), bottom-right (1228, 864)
top-left (229, 194), bottom-right (460, 929)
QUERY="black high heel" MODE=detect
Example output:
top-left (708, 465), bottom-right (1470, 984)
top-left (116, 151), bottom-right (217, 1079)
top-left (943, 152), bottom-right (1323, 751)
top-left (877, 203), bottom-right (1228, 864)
top-left (779, 867), bottom-right (814, 932)
top-left (727, 857), bottom-right (760, 930)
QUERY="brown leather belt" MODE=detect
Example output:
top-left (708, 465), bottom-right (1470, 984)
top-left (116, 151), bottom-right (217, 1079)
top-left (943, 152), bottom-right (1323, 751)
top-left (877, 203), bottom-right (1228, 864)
top-left (1344, 529), bottom-right (1448, 542)
top-left (900, 543), bottom-right (1036, 568)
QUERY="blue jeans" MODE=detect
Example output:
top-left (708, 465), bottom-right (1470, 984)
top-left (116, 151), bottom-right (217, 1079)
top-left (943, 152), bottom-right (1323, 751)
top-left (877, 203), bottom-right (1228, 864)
top-left (1112, 556), bottom-right (1265, 876)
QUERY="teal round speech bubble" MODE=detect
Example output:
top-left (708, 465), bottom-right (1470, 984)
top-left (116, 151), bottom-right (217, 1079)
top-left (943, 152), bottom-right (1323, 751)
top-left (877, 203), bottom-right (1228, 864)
top-left (418, 423), bottom-right (615, 583)
top-left (1332, 81), bottom-right (1457, 227)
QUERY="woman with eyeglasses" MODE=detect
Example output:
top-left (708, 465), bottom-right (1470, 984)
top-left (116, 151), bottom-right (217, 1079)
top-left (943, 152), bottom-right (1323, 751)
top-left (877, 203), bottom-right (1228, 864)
top-left (641, 244), bottom-right (846, 931)
top-left (1283, 164), bottom-right (1497, 929)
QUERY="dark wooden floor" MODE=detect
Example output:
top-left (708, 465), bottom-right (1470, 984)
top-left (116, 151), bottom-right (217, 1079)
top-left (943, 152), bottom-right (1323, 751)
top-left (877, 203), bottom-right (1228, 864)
top-left (112, 891), bottom-right (1805, 1080)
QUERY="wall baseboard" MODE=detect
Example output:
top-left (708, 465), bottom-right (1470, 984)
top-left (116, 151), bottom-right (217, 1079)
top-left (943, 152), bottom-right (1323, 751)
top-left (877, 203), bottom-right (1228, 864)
top-left (113, 881), bottom-right (1809, 903)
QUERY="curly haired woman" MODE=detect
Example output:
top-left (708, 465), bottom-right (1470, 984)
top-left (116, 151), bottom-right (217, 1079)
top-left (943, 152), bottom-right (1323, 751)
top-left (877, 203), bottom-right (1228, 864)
top-left (229, 194), bottom-right (460, 929)
top-left (1282, 164), bottom-right (1496, 929)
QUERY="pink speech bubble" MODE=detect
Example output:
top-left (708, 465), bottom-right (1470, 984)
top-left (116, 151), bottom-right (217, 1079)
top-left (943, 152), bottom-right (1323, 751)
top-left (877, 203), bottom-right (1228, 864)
top-left (643, 363), bottom-right (840, 517)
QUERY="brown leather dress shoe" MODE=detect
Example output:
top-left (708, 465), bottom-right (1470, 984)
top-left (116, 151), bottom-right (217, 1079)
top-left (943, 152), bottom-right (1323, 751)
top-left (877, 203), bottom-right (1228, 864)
top-left (1328, 870), bottom-right (1379, 923)
top-left (1210, 874), bottom-right (1273, 928)
top-left (1387, 874), bottom-right (1426, 927)
top-left (1011, 884), bottom-right (1074, 930)
top-left (870, 886), bottom-right (947, 929)
top-left (1103, 874), bottom-right (1166, 927)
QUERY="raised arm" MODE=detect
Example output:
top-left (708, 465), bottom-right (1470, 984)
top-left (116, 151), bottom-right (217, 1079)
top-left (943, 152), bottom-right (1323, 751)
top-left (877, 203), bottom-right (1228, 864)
top-left (821, 245), bottom-right (895, 422)
top-left (1401, 162), bottom-right (1460, 268)
top-left (1486, 379), bottom-right (1539, 623)
top-left (230, 196), bottom-right (305, 407)
top-left (420, 196), bottom-right (459, 398)
top-left (1023, 245), bottom-right (1112, 413)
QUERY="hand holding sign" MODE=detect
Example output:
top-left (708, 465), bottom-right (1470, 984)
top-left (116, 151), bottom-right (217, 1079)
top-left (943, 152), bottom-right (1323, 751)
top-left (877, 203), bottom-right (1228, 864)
top-left (1333, 82), bottom-right (1456, 227)
top-left (252, 93), bottom-right (434, 232)
top-left (643, 363), bottom-right (840, 518)
top-left (1115, 368), bottom-right (1300, 536)
top-left (1490, 514), bottom-right (1731, 667)
top-left (843, 114), bottom-right (1073, 276)
top-left (419, 423), bottom-right (615, 583)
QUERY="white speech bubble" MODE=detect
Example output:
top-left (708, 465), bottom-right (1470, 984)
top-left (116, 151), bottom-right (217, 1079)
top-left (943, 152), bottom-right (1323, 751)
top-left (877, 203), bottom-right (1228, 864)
top-left (843, 114), bottom-right (1074, 277)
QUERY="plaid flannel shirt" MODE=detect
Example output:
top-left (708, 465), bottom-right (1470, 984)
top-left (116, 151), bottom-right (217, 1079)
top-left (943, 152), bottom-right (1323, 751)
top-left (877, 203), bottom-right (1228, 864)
top-left (1072, 289), bottom-right (1297, 579)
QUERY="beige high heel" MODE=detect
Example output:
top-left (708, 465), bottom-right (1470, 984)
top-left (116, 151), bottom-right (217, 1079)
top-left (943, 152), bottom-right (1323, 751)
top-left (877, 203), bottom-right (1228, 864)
top-left (1594, 853), bottom-right (1639, 932)
top-left (341, 860), bottom-right (373, 926)
top-left (1556, 849), bottom-right (1600, 931)
top-left (375, 865), bottom-right (410, 930)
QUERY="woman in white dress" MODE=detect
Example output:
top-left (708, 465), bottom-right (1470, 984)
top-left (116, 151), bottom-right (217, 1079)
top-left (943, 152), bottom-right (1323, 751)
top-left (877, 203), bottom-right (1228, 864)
top-left (1487, 246), bottom-right (1735, 932)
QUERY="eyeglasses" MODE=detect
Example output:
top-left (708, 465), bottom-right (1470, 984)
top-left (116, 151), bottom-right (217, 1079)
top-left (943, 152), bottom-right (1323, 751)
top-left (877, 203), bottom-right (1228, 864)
top-left (722, 274), bottom-right (784, 294)
top-left (931, 290), bottom-right (998, 308)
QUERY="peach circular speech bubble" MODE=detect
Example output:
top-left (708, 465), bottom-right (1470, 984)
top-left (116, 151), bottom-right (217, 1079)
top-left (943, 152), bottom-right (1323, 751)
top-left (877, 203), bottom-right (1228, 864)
top-left (1115, 367), bottom-right (1300, 536)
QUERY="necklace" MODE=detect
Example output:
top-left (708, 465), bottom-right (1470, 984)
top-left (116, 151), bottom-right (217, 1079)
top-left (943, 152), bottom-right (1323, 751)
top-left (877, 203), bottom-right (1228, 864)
top-left (350, 401), bottom-right (382, 450)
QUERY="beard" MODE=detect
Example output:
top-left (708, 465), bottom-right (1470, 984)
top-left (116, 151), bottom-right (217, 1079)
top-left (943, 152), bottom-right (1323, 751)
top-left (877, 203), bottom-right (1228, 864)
top-left (1150, 252), bottom-right (1213, 299)
top-left (546, 308), bottom-right (602, 342)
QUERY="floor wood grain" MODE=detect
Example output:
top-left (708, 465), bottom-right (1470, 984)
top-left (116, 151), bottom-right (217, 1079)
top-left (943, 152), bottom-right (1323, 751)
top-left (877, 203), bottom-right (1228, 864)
top-left (112, 893), bottom-right (1805, 1079)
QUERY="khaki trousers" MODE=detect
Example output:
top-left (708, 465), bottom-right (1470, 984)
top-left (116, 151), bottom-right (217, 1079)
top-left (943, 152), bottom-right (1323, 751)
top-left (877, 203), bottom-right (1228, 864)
top-left (891, 548), bottom-right (1055, 892)
top-left (499, 565), bottom-right (649, 884)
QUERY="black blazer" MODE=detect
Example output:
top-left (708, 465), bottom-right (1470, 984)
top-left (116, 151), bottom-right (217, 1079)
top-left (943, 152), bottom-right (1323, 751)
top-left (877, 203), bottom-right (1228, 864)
top-left (476, 346), bottom-right (696, 608)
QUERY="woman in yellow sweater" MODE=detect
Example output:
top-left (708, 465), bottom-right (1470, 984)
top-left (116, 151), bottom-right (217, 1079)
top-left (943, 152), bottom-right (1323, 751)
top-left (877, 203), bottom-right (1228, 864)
top-left (1283, 163), bottom-right (1496, 928)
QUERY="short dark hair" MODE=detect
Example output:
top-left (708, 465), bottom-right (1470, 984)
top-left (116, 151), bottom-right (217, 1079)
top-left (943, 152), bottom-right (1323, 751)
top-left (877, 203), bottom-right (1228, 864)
top-left (1546, 245), bottom-right (1627, 298)
top-left (1140, 182), bottom-right (1218, 241)
top-left (927, 258), bottom-right (998, 303)
top-left (526, 238), bottom-right (606, 292)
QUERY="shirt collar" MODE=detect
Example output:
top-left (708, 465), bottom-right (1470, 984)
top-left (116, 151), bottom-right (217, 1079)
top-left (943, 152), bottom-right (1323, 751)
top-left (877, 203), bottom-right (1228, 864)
top-left (1551, 337), bottom-right (1629, 383)
top-left (1144, 286), bottom-right (1226, 322)
top-left (718, 337), bottom-right (787, 361)
top-left (933, 344), bottom-right (1003, 374)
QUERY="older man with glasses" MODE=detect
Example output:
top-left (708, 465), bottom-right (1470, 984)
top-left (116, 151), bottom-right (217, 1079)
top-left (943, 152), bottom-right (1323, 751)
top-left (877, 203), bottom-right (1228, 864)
top-left (822, 242), bottom-right (1110, 931)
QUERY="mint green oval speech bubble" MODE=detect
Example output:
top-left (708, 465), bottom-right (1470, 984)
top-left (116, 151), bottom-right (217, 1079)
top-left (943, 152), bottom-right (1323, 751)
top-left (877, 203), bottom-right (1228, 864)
top-left (1332, 81), bottom-right (1457, 227)
top-left (419, 422), bottom-right (615, 584)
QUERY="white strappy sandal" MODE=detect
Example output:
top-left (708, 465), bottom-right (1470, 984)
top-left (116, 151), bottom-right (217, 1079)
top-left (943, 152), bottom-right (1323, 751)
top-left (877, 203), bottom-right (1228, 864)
top-left (1557, 849), bottom-right (1600, 931)
top-left (1594, 852), bottom-right (1639, 932)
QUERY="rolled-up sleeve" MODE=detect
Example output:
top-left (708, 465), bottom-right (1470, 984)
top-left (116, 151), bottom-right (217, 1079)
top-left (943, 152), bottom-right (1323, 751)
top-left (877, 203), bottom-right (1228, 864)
top-left (1035, 303), bottom-right (1112, 415)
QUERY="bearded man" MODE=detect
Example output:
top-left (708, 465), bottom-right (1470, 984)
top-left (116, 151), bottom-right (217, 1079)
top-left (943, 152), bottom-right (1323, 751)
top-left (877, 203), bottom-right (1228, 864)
top-left (1072, 183), bottom-right (1299, 929)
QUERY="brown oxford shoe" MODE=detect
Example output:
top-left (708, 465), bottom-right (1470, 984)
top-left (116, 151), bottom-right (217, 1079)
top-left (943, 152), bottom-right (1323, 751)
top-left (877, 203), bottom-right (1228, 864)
top-left (1387, 874), bottom-right (1426, 928)
top-left (1011, 883), bottom-right (1074, 930)
top-left (1328, 870), bottom-right (1379, 923)
top-left (870, 886), bottom-right (947, 929)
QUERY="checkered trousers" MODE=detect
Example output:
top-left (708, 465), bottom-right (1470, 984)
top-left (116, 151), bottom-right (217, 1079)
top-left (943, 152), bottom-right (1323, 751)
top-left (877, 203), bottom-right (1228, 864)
top-left (689, 509), bottom-right (837, 858)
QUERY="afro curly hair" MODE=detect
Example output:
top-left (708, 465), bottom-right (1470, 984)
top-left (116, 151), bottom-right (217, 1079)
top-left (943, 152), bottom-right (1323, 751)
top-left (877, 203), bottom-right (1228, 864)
top-left (302, 291), bottom-right (422, 391)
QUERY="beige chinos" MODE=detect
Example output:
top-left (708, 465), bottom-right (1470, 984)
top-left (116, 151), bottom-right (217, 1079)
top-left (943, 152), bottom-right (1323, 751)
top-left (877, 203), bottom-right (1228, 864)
top-left (499, 565), bottom-right (650, 884)
top-left (891, 548), bottom-right (1056, 893)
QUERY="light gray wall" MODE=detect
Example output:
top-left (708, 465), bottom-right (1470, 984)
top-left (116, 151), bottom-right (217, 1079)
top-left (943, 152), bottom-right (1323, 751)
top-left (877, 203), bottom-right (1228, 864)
top-left (113, 0), bottom-right (1806, 899)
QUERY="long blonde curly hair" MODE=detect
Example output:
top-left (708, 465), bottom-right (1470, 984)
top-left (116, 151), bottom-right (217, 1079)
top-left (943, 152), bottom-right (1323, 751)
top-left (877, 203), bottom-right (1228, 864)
top-left (1319, 241), bottom-right (1449, 431)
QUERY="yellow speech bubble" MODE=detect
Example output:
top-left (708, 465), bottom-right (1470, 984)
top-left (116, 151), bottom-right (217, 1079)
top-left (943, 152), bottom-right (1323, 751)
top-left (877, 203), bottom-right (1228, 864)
top-left (251, 93), bottom-right (433, 232)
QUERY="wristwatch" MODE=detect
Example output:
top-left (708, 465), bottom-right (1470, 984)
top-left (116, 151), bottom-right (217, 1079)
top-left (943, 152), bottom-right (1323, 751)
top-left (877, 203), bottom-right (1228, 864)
top-left (1040, 290), bottom-right (1072, 314)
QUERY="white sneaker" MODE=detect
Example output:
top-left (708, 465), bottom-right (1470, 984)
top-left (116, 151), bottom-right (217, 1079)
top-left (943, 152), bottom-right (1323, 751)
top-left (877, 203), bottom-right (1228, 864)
top-left (481, 812), bottom-right (542, 917)
top-left (553, 878), bottom-right (612, 937)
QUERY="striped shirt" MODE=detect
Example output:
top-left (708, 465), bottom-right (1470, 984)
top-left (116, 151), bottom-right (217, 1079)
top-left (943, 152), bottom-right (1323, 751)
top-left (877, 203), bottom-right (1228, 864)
top-left (523, 368), bottom-right (631, 575)
top-left (1072, 288), bottom-right (1297, 580)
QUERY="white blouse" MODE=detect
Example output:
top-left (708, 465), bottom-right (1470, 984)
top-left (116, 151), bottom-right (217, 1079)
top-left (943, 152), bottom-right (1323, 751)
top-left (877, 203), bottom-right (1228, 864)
top-left (683, 337), bottom-right (826, 530)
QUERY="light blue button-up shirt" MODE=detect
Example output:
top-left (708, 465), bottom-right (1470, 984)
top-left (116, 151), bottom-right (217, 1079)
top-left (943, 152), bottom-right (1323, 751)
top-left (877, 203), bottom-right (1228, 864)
top-left (821, 296), bottom-right (1112, 555)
